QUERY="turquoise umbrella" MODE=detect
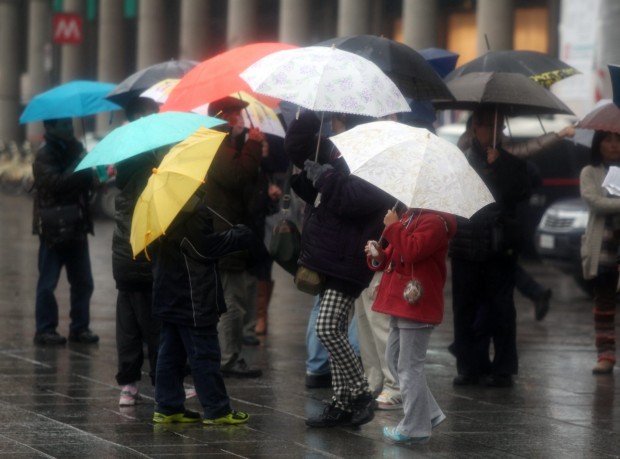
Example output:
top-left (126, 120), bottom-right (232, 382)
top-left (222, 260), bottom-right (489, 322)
top-left (19, 80), bottom-right (121, 123)
top-left (74, 111), bottom-right (226, 171)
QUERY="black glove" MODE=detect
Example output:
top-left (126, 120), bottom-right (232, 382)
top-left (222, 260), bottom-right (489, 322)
top-left (231, 224), bottom-right (256, 248)
top-left (303, 159), bottom-right (334, 186)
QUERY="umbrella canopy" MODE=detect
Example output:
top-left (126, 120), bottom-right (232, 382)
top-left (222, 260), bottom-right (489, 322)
top-left (445, 50), bottom-right (579, 88)
top-left (160, 42), bottom-right (297, 113)
top-left (240, 46), bottom-right (411, 117)
top-left (19, 80), bottom-right (121, 123)
top-left (130, 127), bottom-right (226, 257)
top-left (576, 100), bottom-right (620, 134)
top-left (435, 72), bottom-right (574, 116)
top-left (418, 47), bottom-right (460, 78)
top-left (330, 121), bottom-right (494, 219)
top-left (315, 35), bottom-right (454, 101)
top-left (106, 59), bottom-right (197, 108)
top-left (75, 112), bottom-right (226, 171)
top-left (610, 64), bottom-right (620, 108)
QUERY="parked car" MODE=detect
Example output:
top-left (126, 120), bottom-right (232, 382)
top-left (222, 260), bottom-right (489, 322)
top-left (534, 197), bottom-right (592, 293)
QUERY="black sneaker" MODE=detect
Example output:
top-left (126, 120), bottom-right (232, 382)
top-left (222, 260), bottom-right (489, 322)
top-left (221, 358), bottom-right (262, 378)
top-left (68, 329), bottom-right (99, 344)
top-left (452, 374), bottom-right (479, 386)
top-left (485, 374), bottom-right (513, 388)
top-left (305, 372), bottom-right (332, 389)
top-left (350, 393), bottom-right (375, 426)
top-left (34, 332), bottom-right (66, 346)
top-left (305, 401), bottom-right (352, 427)
top-left (535, 289), bottom-right (551, 321)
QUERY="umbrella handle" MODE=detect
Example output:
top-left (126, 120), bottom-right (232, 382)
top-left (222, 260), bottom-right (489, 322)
top-left (206, 205), bottom-right (233, 227)
top-left (236, 92), bottom-right (255, 129)
top-left (314, 111), bottom-right (325, 162)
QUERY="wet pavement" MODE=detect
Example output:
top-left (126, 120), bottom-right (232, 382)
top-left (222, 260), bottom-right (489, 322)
top-left (0, 191), bottom-right (619, 458)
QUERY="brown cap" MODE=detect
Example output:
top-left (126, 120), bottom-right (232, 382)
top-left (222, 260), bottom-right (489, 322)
top-left (208, 96), bottom-right (249, 117)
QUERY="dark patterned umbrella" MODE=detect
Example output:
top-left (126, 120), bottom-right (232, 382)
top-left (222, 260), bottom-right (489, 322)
top-left (435, 72), bottom-right (574, 116)
top-left (445, 50), bottom-right (579, 89)
top-left (315, 35), bottom-right (454, 101)
top-left (106, 59), bottom-right (197, 108)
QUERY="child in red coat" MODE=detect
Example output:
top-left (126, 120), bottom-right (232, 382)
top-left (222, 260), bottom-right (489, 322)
top-left (366, 207), bottom-right (456, 444)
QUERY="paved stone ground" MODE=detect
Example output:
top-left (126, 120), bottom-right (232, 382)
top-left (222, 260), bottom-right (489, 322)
top-left (0, 192), bottom-right (619, 458)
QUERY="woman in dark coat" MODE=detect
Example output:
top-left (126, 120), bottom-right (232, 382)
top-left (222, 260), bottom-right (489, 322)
top-left (285, 111), bottom-right (393, 428)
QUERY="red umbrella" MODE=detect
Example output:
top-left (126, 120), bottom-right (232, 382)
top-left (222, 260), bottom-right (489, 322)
top-left (160, 42), bottom-right (297, 112)
top-left (577, 100), bottom-right (620, 134)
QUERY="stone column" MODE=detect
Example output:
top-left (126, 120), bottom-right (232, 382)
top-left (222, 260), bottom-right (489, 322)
top-left (96, 0), bottom-right (125, 136)
top-left (60, 0), bottom-right (86, 82)
top-left (0, 0), bottom-right (21, 143)
top-left (226, 0), bottom-right (257, 49)
top-left (402, 0), bottom-right (438, 49)
top-left (476, 0), bottom-right (514, 54)
top-left (25, 0), bottom-right (51, 143)
top-left (279, 0), bottom-right (311, 46)
top-left (337, 0), bottom-right (371, 36)
top-left (137, 0), bottom-right (167, 69)
top-left (180, 0), bottom-right (210, 60)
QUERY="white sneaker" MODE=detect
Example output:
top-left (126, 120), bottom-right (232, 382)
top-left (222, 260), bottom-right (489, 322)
top-left (119, 383), bottom-right (141, 406)
top-left (375, 391), bottom-right (403, 410)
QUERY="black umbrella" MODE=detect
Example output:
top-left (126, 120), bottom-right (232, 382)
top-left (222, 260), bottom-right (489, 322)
top-left (106, 59), bottom-right (198, 108)
top-left (445, 50), bottom-right (579, 88)
top-left (434, 72), bottom-right (574, 116)
top-left (315, 35), bottom-right (454, 102)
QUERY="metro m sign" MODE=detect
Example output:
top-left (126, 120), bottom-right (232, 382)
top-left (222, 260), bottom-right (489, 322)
top-left (53, 14), bottom-right (83, 44)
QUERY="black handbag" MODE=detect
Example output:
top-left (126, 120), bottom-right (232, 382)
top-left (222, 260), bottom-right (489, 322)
top-left (270, 213), bottom-right (301, 275)
top-left (269, 167), bottom-right (302, 275)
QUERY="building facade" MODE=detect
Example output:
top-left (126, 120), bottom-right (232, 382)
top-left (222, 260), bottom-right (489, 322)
top-left (0, 0), bottom-right (613, 145)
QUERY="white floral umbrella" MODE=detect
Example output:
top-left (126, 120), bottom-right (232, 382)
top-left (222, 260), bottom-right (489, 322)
top-left (330, 121), bottom-right (495, 218)
top-left (239, 46), bottom-right (411, 118)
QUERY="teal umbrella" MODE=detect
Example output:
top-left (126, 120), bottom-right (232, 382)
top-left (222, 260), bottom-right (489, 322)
top-left (20, 80), bottom-right (121, 123)
top-left (74, 111), bottom-right (226, 171)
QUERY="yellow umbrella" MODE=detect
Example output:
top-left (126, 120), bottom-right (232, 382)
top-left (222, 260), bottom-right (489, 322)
top-left (130, 127), bottom-right (226, 258)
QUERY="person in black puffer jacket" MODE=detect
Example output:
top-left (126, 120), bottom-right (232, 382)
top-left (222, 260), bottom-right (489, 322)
top-left (285, 111), bottom-right (394, 428)
top-left (32, 118), bottom-right (98, 346)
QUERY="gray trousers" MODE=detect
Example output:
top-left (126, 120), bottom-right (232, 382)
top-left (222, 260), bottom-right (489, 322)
top-left (386, 317), bottom-right (443, 438)
top-left (218, 270), bottom-right (257, 366)
top-left (355, 272), bottom-right (400, 398)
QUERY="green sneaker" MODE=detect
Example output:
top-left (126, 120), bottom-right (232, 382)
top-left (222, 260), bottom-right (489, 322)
top-left (153, 409), bottom-right (201, 423)
top-left (203, 410), bottom-right (249, 425)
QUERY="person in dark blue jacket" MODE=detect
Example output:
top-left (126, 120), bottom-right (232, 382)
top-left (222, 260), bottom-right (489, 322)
top-left (150, 190), bottom-right (257, 425)
top-left (285, 111), bottom-right (394, 428)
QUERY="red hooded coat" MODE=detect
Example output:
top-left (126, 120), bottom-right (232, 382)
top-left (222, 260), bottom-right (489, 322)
top-left (369, 209), bottom-right (457, 324)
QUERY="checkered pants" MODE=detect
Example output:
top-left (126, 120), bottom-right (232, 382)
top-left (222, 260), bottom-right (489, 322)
top-left (316, 289), bottom-right (370, 411)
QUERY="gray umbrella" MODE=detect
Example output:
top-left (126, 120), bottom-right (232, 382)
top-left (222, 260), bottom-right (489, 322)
top-left (106, 59), bottom-right (197, 108)
top-left (435, 72), bottom-right (574, 116)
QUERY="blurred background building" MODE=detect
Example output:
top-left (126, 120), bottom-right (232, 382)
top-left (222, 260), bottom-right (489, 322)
top-left (1, 0), bottom-right (619, 145)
